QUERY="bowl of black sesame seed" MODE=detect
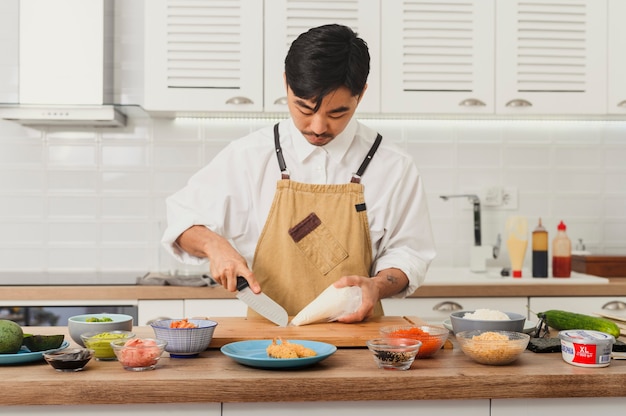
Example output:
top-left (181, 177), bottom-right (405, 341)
top-left (366, 338), bottom-right (422, 370)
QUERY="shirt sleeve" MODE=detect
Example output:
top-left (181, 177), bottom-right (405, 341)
top-left (367, 151), bottom-right (436, 298)
top-left (161, 140), bottom-right (258, 265)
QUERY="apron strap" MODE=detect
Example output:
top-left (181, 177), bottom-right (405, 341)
top-left (351, 133), bottom-right (383, 184)
top-left (273, 123), bottom-right (290, 179)
top-left (273, 122), bottom-right (383, 183)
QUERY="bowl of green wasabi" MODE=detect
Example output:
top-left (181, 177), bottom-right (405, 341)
top-left (80, 331), bottom-right (136, 360)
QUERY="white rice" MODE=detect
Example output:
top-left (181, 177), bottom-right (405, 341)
top-left (463, 309), bottom-right (510, 320)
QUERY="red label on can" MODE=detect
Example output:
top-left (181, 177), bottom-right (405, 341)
top-left (572, 343), bottom-right (597, 364)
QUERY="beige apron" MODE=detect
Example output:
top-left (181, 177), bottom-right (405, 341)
top-left (249, 123), bottom-right (384, 318)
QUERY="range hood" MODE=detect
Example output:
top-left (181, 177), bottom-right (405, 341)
top-left (0, 0), bottom-right (126, 127)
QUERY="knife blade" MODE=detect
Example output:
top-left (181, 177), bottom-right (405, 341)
top-left (236, 276), bottom-right (288, 327)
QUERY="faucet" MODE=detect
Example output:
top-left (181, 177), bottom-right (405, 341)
top-left (440, 194), bottom-right (501, 272)
top-left (440, 194), bottom-right (482, 246)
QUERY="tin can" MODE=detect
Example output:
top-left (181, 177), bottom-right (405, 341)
top-left (558, 329), bottom-right (615, 368)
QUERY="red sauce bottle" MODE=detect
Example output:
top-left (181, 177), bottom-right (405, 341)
top-left (552, 220), bottom-right (571, 277)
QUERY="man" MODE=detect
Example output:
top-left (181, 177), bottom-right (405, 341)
top-left (162, 24), bottom-right (436, 323)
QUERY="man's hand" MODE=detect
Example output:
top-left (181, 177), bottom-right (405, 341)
top-left (333, 268), bottom-right (409, 323)
top-left (332, 275), bottom-right (378, 323)
top-left (176, 225), bottom-right (261, 293)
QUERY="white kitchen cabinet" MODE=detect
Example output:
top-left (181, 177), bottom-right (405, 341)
top-left (2, 403), bottom-right (220, 416)
top-left (496, 0), bottom-right (607, 115)
top-left (185, 298), bottom-right (247, 318)
top-left (528, 296), bottom-right (626, 322)
top-left (128, 0), bottom-right (623, 118)
top-left (381, 0), bottom-right (495, 114)
top-left (492, 398), bottom-right (626, 416)
top-left (225, 400), bottom-right (489, 416)
top-left (263, 0), bottom-right (381, 113)
top-left (382, 297), bottom-right (528, 325)
top-left (608, 0), bottom-right (626, 114)
top-left (141, 0), bottom-right (263, 113)
top-left (137, 299), bottom-right (184, 325)
top-left (0, 0), bottom-right (18, 104)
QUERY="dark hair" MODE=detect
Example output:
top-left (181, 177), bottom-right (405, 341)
top-left (284, 24), bottom-right (370, 112)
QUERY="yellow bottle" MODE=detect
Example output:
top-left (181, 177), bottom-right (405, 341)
top-left (506, 216), bottom-right (528, 278)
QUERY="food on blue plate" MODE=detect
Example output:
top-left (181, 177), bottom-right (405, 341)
top-left (266, 337), bottom-right (317, 359)
top-left (21, 334), bottom-right (65, 352)
top-left (0, 319), bottom-right (24, 354)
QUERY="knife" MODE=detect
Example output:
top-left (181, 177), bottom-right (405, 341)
top-left (236, 276), bottom-right (288, 327)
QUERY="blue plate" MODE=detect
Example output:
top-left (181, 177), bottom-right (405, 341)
top-left (0, 341), bottom-right (70, 365)
top-left (221, 339), bottom-right (336, 369)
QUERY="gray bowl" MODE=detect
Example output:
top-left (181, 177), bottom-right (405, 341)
top-left (450, 310), bottom-right (525, 335)
top-left (68, 313), bottom-right (133, 347)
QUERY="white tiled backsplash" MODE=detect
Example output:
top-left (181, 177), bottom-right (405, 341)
top-left (0, 116), bottom-right (625, 283)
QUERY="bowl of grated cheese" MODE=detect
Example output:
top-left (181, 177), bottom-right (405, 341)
top-left (456, 330), bottom-right (530, 365)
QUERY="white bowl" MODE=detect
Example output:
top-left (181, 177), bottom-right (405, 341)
top-left (67, 313), bottom-right (133, 347)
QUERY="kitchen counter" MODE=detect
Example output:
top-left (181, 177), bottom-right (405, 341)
top-left (1, 270), bottom-right (625, 301)
top-left (1, 320), bottom-right (625, 408)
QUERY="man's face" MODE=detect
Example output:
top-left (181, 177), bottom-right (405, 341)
top-left (286, 84), bottom-right (365, 146)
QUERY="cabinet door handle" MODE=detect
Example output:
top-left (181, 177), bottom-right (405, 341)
top-left (225, 96), bottom-right (253, 105)
top-left (617, 100), bottom-right (626, 108)
top-left (433, 301), bottom-right (463, 312)
top-left (601, 301), bottom-right (626, 310)
top-left (505, 99), bottom-right (532, 107)
top-left (273, 97), bottom-right (288, 105)
top-left (458, 98), bottom-right (486, 107)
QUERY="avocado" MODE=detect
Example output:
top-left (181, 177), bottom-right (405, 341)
top-left (21, 334), bottom-right (65, 352)
top-left (0, 319), bottom-right (24, 354)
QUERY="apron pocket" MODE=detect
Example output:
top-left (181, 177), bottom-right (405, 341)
top-left (289, 212), bottom-right (348, 275)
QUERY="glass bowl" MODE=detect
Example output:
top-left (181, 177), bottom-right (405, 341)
top-left (366, 338), bottom-right (422, 370)
top-left (111, 338), bottom-right (167, 371)
top-left (43, 348), bottom-right (94, 372)
top-left (80, 330), bottom-right (135, 360)
top-left (456, 330), bottom-right (530, 365)
top-left (379, 324), bottom-right (449, 358)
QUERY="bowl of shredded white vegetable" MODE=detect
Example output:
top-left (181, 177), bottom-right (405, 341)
top-left (450, 309), bottom-right (525, 335)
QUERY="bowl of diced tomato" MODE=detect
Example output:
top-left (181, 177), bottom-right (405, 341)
top-left (150, 318), bottom-right (218, 358)
top-left (379, 325), bottom-right (449, 358)
top-left (111, 338), bottom-right (167, 371)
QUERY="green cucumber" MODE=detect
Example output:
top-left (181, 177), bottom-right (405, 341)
top-left (537, 309), bottom-right (620, 338)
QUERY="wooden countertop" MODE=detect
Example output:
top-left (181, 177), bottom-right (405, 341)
top-left (2, 277), bottom-right (626, 301)
top-left (2, 320), bottom-right (626, 406)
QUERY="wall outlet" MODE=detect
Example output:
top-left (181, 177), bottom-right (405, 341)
top-left (501, 186), bottom-right (518, 210)
top-left (480, 186), bottom-right (518, 210)
top-left (483, 186), bottom-right (503, 206)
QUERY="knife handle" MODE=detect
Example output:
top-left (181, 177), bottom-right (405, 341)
top-left (236, 276), bottom-right (249, 291)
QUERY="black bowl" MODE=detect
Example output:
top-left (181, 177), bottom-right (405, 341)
top-left (43, 348), bottom-right (94, 372)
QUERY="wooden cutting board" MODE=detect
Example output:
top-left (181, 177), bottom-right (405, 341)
top-left (207, 316), bottom-right (427, 347)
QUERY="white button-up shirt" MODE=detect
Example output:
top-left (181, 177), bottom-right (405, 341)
top-left (163, 118), bottom-right (436, 297)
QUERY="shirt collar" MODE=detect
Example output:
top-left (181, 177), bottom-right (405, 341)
top-left (288, 118), bottom-right (357, 163)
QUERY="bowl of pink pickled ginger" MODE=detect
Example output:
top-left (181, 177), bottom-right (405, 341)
top-left (111, 338), bottom-right (167, 371)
